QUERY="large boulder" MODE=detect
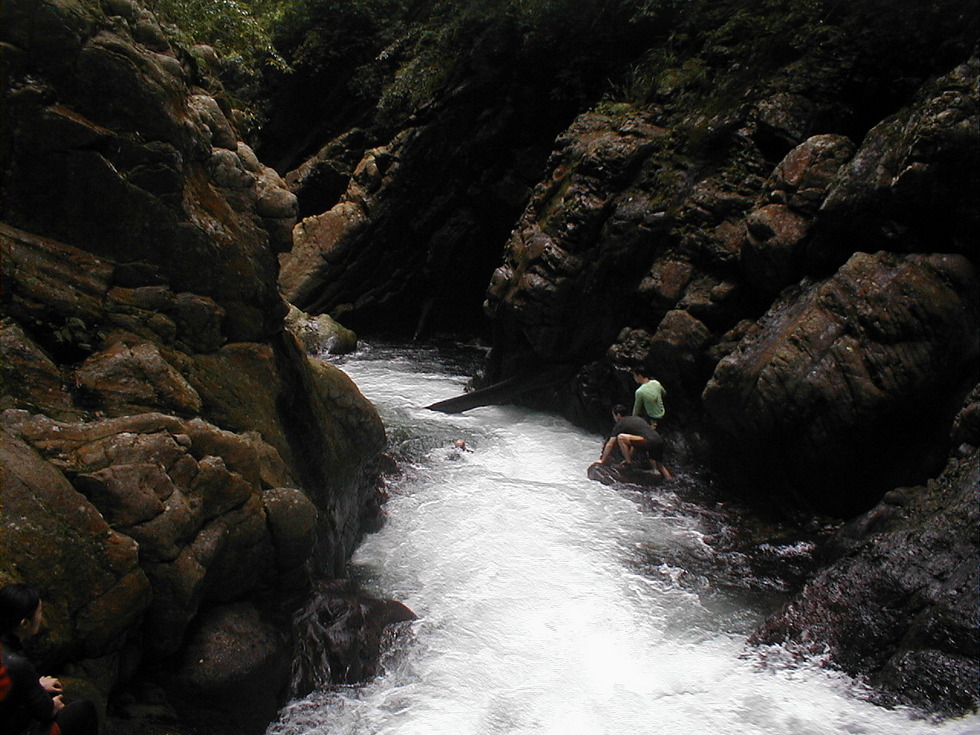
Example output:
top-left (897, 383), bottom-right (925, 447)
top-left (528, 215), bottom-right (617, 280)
top-left (484, 110), bottom-right (671, 367)
top-left (812, 55), bottom-right (979, 272)
top-left (3, 409), bottom-right (289, 655)
top-left (284, 304), bottom-right (358, 356)
top-left (288, 579), bottom-right (417, 697)
top-left (741, 134), bottom-right (856, 294)
top-left (0, 425), bottom-right (151, 661)
top-left (165, 603), bottom-right (292, 735)
top-left (702, 250), bottom-right (979, 515)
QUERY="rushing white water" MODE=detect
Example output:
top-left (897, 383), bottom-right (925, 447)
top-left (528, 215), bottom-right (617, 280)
top-left (268, 344), bottom-right (979, 735)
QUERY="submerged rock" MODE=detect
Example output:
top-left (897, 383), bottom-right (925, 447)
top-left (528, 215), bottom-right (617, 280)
top-left (288, 579), bottom-right (417, 698)
top-left (586, 461), bottom-right (666, 488)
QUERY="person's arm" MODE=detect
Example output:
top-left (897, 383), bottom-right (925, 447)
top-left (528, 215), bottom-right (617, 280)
top-left (632, 391), bottom-right (643, 416)
top-left (7, 654), bottom-right (59, 721)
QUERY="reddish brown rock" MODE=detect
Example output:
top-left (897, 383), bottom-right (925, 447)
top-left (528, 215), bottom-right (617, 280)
top-left (0, 423), bottom-right (151, 660)
top-left (0, 3), bottom-right (383, 728)
top-left (703, 250), bottom-right (979, 514)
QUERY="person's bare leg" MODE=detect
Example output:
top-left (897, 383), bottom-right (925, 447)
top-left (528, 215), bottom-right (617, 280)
top-left (617, 434), bottom-right (644, 464)
top-left (653, 460), bottom-right (672, 479)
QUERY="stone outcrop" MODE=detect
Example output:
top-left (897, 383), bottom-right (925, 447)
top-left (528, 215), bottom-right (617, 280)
top-left (1, 2), bottom-right (296, 342)
top-left (269, 8), bottom-right (977, 515)
top-left (812, 56), bottom-right (980, 272)
top-left (287, 579), bottom-right (417, 697)
top-left (0, 1), bottom-right (388, 732)
top-left (703, 250), bottom-right (978, 515)
top-left (751, 445), bottom-right (979, 715)
top-left (483, 55), bottom-right (980, 518)
top-left (284, 304), bottom-right (358, 357)
top-left (277, 117), bottom-right (527, 338)
top-left (485, 110), bottom-right (672, 366)
top-left (0, 423), bottom-right (151, 659)
top-left (3, 409), bottom-right (294, 657)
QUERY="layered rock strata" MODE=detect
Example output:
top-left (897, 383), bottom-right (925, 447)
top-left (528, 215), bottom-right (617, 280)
top-left (0, 1), bottom-right (387, 732)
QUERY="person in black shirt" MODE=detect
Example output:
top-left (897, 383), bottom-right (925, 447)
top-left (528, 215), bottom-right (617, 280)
top-left (0, 584), bottom-right (98, 735)
top-left (596, 405), bottom-right (672, 479)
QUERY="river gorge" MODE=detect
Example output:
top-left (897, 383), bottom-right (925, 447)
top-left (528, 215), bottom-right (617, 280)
top-left (1, 1), bottom-right (977, 733)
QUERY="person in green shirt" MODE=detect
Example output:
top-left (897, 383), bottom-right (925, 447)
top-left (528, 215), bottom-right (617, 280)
top-left (632, 369), bottom-right (665, 426)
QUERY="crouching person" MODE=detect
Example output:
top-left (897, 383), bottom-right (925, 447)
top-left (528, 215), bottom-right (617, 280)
top-left (597, 405), bottom-right (672, 479)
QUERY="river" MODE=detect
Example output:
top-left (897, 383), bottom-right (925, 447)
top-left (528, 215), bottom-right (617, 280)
top-left (268, 343), bottom-right (979, 735)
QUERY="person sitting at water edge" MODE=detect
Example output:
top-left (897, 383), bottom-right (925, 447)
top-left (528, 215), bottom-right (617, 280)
top-left (0, 584), bottom-right (99, 735)
top-left (632, 369), bottom-right (666, 427)
top-left (596, 405), bottom-right (672, 479)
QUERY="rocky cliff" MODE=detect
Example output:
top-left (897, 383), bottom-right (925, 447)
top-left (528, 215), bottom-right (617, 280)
top-left (0, 1), bottom-right (387, 732)
top-left (272, 0), bottom-right (978, 511)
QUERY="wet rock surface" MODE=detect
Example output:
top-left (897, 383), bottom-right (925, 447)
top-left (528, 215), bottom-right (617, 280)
top-left (751, 449), bottom-right (979, 715)
top-left (702, 250), bottom-right (978, 516)
top-left (288, 579), bottom-right (418, 697)
top-left (165, 603), bottom-right (292, 735)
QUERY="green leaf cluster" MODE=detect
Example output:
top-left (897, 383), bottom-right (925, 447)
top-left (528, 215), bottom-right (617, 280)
top-left (602, 0), bottom-right (979, 108)
top-left (143, 0), bottom-right (300, 73)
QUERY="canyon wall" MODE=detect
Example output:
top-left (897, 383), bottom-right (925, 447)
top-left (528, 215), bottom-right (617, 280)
top-left (0, 1), bottom-right (386, 732)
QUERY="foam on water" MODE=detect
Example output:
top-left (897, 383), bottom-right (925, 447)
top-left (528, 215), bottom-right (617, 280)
top-left (268, 345), bottom-right (979, 735)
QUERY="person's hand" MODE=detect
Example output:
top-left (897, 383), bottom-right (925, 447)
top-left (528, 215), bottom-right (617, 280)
top-left (40, 676), bottom-right (62, 694)
top-left (51, 694), bottom-right (65, 714)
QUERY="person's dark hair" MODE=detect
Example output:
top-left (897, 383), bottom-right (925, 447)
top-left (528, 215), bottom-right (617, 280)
top-left (0, 583), bottom-right (41, 636)
top-left (632, 367), bottom-right (649, 378)
top-left (612, 404), bottom-right (629, 416)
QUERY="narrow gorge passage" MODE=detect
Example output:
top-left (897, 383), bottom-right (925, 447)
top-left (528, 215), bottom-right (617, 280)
top-left (268, 344), bottom-right (979, 735)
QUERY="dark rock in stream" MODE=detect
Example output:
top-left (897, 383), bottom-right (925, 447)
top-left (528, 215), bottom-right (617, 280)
top-left (288, 579), bottom-right (417, 698)
top-left (750, 448), bottom-right (980, 716)
top-left (165, 602), bottom-right (292, 735)
top-left (587, 461), bottom-right (666, 487)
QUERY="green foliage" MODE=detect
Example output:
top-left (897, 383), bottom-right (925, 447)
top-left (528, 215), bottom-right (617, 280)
top-left (259, 0), bottom-right (978, 170)
top-left (600, 0), bottom-right (978, 117)
top-left (274, 0), bottom-right (413, 70)
top-left (278, 0), bottom-right (659, 116)
top-left (52, 317), bottom-right (104, 349)
top-left (143, 0), bottom-right (298, 73)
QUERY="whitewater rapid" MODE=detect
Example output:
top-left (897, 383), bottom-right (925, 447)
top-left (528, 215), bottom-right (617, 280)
top-left (268, 344), bottom-right (979, 735)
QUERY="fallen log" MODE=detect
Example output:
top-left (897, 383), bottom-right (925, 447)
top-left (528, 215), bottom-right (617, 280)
top-left (426, 366), bottom-right (574, 413)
